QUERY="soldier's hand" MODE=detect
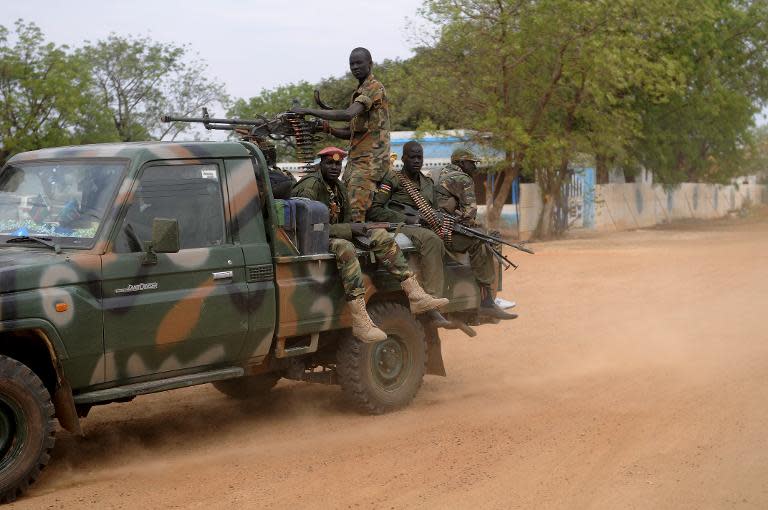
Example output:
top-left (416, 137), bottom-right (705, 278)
top-left (350, 223), bottom-right (368, 236)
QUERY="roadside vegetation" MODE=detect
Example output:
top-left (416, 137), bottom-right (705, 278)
top-left (2, 1), bottom-right (768, 236)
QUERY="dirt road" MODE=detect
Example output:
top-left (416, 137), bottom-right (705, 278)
top-left (15, 213), bottom-right (768, 509)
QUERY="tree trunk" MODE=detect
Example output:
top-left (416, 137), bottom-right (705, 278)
top-left (535, 192), bottom-right (556, 238)
top-left (484, 152), bottom-right (519, 230)
top-left (596, 153), bottom-right (609, 184)
top-left (533, 165), bottom-right (566, 239)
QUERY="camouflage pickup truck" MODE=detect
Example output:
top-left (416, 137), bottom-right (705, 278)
top-left (0, 141), bottom-right (490, 501)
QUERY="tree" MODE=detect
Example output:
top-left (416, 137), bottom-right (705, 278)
top-left (0, 20), bottom-right (115, 164)
top-left (81, 34), bottom-right (227, 142)
top-left (628, 1), bottom-right (768, 185)
top-left (742, 125), bottom-right (768, 178)
top-left (418, 0), bottom-right (691, 237)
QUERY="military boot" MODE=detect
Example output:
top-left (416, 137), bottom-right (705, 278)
top-left (348, 295), bottom-right (388, 343)
top-left (477, 285), bottom-right (518, 320)
top-left (401, 276), bottom-right (449, 314)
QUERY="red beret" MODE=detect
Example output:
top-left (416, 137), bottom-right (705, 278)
top-left (317, 146), bottom-right (347, 161)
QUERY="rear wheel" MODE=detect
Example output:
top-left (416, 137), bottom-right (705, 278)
top-left (212, 373), bottom-right (280, 400)
top-left (337, 302), bottom-right (427, 414)
top-left (0, 355), bottom-right (56, 503)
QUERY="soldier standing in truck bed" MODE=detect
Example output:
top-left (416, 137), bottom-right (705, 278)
top-left (292, 147), bottom-right (448, 342)
top-left (291, 47), bottom-right (390, 222)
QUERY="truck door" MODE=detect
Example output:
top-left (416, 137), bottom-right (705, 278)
top-left (101, 161), bottom-right (249, 382)
top-left (224, 157), bottom-right (276, 364)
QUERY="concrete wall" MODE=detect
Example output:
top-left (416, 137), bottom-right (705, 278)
top-left (518, 181), bottom-right (766, 238)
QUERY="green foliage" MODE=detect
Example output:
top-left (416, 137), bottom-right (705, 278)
top-left (228, 81), bottom-right (316, 119)
top-left (629, 0), bottom-right (768, 184)
top-left (80, 34), bottom-right (228, 142)
top-left (0, 20), bottom-right (116, 162)
top-left (742, 126), bottom-right (768, 178)
top-left (416, 0), bottom-right (690, 234)
top-left (414, 0), bottom-right (768, 236)
top-left (0, 21), bottom-right (228, 163)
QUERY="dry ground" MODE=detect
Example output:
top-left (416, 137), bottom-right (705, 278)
top-left (14, 212), bottom-right (768, 509)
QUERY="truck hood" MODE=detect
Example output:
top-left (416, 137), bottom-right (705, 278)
top-left (0, 247), bottom-right (101, 294)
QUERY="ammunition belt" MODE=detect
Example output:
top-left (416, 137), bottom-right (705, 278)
top-left (394, 170), bottom-right (455, 248)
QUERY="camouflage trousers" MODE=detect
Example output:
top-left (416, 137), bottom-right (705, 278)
top-left (449, 233), bottom-right (495, 286)
top-left (329, 228), bottom-right (413, 300)
top-left (342, 175), bottom-right (377, 223)
top-left (343, 148), bottom-right (390, 222)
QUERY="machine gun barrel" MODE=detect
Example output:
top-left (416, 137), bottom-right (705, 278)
top-left (160, 114), bottom-right (267, 126)
top-left (453, 223), bottom-right (535, 254)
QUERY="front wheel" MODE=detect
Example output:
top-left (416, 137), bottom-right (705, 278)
top-left (336, 302), bottom-right (427, 414)
top-left (0, 355), bottom-right (56, 503)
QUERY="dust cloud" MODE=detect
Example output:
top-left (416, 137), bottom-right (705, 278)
top-left (14, 211), bottom-right (768, 509)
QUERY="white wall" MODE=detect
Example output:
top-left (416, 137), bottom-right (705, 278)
top-left (518, 181), bottom-right (766, 239)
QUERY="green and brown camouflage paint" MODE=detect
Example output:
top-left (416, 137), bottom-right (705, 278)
top-left (0, 140), bottom-right (485, 431)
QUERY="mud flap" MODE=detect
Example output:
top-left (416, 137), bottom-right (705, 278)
top-left (423, 323), bottom-right (447, 377)
top-left (53, 379), bottom-right (82, 436)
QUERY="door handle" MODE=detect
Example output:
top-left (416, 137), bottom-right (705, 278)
top-left (212, 270), bottom-right (234, 280)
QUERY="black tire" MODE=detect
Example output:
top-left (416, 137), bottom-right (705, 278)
top-left (212, 373), bottom-right (280, 400)
top-left (336, 301), bottom-right (427, 414)
top-left (0, 355), bottom-right (56, 503)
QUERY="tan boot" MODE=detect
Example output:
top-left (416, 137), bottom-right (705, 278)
top-left (348, 295), bottom-right (387, 343)
top-left (401, 276), bottom-right (449, 314)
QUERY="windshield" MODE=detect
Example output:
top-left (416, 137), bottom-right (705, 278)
top-left (0, 160), bottom-right (126, 248)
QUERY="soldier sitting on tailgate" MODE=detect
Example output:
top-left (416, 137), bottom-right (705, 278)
top-left (367, 142), bottom-right (451, 316)
top-left (292, 146), bottom-right (449, 343)
top-left (370, 141), bottom-right (515, 321)
top-left (436, 148), bottom-right (517, 320)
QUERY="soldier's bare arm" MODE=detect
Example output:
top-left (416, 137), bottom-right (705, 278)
top-left (329, 127), bottom-right (352, 140)
top-left (291, 102), bottom-right (365, 122)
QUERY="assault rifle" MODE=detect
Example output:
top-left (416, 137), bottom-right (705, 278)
top-left (386, 201), bottom-right (534, 270)
top-left (161, 107), bottom-right (324, 163)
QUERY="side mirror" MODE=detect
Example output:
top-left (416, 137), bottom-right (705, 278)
top-left (142, 218), bottom-right (180, 265)
top-left (151, 218), bottom-right (180, 253)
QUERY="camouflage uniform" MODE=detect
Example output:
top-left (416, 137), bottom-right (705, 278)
top-left (343, 73), bottom-right (391, 222)
top-left (292, 166), bottom-right (412, 299)
top-left (436, 163), bottom-right (495, 287)
top-left (437, 163), bottom-right (478, 226)
top-left (368, 168), bottom-right (446, 297)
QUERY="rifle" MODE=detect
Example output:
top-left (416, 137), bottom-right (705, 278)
top-left (349, 222), bottom-right (403, 250)
top-left (387, 201), bottom-right (534, 270)
top-left (161, 107), bottom-right (324, 163)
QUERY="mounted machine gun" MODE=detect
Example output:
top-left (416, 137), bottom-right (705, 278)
top-left (161, 107), bottom-right (324, 163)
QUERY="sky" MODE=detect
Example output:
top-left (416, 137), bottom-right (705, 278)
top-left (3, 0), bottom-right (427, 101)
top-left (4, 0), bottom-right (766, 127)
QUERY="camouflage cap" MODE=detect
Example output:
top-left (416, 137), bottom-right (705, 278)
top-left (451, 148), bottom-right (480, 163)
